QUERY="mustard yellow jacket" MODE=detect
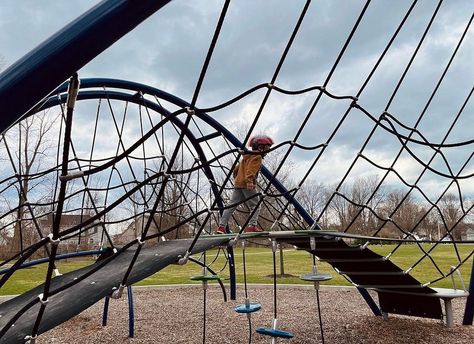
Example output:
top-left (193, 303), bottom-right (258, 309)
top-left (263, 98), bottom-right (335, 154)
top-left (233, 154), bottom-right (262, 188)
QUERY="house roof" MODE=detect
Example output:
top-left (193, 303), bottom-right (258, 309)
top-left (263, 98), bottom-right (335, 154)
top-left (38, 213), bottom-right (93, 228)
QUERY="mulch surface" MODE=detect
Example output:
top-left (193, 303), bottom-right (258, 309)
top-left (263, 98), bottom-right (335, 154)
top-left (36, 285), bottom-right (474, 343)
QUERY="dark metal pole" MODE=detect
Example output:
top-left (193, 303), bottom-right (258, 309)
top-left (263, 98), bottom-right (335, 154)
top-left (0, 0), bottom-right (172, 134)
top-left (462, 256), bottom-right (474, 325)
top-left (127, 285), bottom-right (135, 338)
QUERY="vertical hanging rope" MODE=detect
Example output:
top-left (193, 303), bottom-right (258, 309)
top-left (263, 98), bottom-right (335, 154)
top-left (315, 289), bottom-right (325, 344)
top-left (272, 240), bottom-right (278, 322)
top-left (29, 73), bottom-right (80, 342)
top-left (202, 252), bottom-right (207, 344)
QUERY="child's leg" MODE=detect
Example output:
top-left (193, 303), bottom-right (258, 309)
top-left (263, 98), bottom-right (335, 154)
top-left (242, 189), bottom-right (261, 226)
top-left (219, 188), bottom-right (244, 227)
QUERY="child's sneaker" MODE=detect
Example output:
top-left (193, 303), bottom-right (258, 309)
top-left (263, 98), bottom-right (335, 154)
top-left (244, 225), bottom-right (263, 233)
top-left (215, 226), bottom-right (226, 234)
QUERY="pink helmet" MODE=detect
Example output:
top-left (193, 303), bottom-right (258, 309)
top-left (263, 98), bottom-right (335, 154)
top-left (248, 135), bottom-right (274, 150)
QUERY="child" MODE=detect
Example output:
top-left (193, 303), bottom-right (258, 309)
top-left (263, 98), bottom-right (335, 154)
top-left (215, 135), bottom-right (274, 234)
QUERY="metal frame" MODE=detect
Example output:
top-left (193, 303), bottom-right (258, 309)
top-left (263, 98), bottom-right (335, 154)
top-left (0, 0), bottom-right (470, 325)
top-left (35, 78), bottom-right (381, 315)
top-left (0, 0), bottom-right (173, 133)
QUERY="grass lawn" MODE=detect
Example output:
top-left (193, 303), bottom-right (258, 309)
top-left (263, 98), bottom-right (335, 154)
top-left (1, 244), bottom-right (473, 296)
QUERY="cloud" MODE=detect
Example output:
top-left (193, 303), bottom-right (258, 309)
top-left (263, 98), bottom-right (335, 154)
top-left (0, 0), bottom-right (473, 201)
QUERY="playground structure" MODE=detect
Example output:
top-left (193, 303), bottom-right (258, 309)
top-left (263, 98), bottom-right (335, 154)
top-left (0, 0), bottom-right (473, 343)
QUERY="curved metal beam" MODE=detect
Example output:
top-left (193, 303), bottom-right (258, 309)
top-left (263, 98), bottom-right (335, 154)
top-left (45, 78), bottom-right (319, 228)
top-left (34, 87), bottom-right (238, 300)
top-left (0, 0), bottom-right (172, 134)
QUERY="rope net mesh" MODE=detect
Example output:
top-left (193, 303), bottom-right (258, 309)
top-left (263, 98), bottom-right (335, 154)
top-left (0, 0), bottom-right (473, 340)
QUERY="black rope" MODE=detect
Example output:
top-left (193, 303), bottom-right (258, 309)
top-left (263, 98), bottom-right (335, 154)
top-left (316, 289), bottom-right (326, 344)
top-left (272, 241), bottom-right (278, 320)
top-left (2, 2), bottom-right (473, 340)
top-left (248, 316), bottom-right (253, 344)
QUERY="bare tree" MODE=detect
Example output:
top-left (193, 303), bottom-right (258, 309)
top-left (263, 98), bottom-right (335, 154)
top-left (380, 190), bottom-right (423, 238)
top-left (117, 150), bottom-right (199, 241)
top-left (298, 179), bottom-right (329, 228)
top-left (438, 193), bottom-right (466, 240)
top-left (328, 175), bottom-right (386, 235)
top-left (4, 113), bottom-right (59, 255)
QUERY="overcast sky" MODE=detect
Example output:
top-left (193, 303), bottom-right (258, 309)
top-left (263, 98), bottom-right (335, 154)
top-left (0, 0), bottom-right (473, 199)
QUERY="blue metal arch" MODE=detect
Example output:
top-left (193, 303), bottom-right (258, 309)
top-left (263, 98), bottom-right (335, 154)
top-left (22, 78), bottom-right (383, 314)
top-left (32, 86), bottom-right (243, 298)
top-left (44, 78), bottom-right (319, 228)
top-left (0, 0), bottom-right (172, 134)
top-left (37, 78), bottom-right (386, 313)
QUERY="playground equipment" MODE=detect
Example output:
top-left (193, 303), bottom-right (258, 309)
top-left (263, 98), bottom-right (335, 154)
top-left (0, 0), bottom-right (473, 343)
top-left (255, 240), bottom-right (295, 342)
top-left (300, 237), bottom-right (333, 344)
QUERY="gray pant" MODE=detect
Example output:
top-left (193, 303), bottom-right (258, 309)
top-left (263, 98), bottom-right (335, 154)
top-left (219, 188), bottom-right (261, 227)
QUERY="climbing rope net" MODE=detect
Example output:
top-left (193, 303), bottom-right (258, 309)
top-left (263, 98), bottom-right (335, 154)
top-left (0, 0), bottom-right (473, 340)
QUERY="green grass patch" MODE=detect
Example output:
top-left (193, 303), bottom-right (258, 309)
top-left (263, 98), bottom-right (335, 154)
top-left (1, 244), bottom-right (472, 296)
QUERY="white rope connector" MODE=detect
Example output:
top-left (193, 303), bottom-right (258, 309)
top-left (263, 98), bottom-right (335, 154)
top-left (111, 284), bottom-right (126, 299)
top-left (59, 170), bottom-right (85, 182)
top-left (185, 107), bottom-right (195, 115)
top-left (24, 334), bottom-right (38, 344)
top-left (267, 83), bottom-right (273, 88)
top-left (178, 251), bottom-right (191, 265)
top-left (38, 294), bottom-right (48, 305)
top-left (47, 233), bottom-right (60, 246)
top-left (271, 239), bottom-right (277, 253)
top-left (229, 233), bottom-right (241, 247)
top-left (53, 269), bottom-right (62, 277)
top-left (137, 236), bottom-right (144, 245)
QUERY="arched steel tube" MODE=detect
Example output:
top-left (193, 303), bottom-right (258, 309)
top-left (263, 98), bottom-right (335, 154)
top-left (0, 0), bottom-right (172, 133)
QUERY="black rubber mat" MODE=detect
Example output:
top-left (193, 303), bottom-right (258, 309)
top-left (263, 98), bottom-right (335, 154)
top-left (276, 235), bottom-right (442, 319)
top-left (0, 237), bottom-right (228, 344)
